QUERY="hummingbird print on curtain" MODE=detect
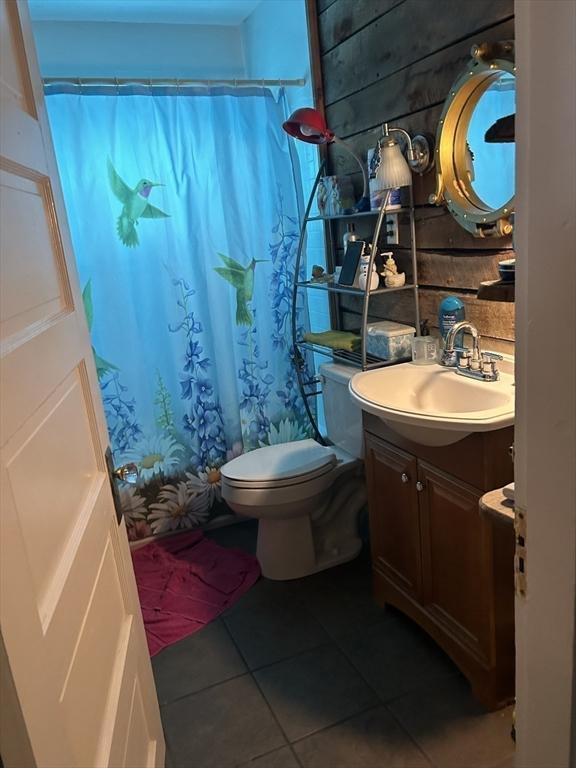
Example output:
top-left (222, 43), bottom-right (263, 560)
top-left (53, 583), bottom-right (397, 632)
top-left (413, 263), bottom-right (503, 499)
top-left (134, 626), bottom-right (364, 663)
top-left (107, 158), bottom-right (170, 247)
top-left (214, 253), bottom-right (267, 326)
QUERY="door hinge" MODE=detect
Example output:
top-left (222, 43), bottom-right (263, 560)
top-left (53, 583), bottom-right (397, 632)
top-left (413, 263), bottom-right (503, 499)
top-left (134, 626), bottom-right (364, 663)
top-left (104, 448), bottom-right (138, 525)
top-left (514, 505), bottom-right (527, 597)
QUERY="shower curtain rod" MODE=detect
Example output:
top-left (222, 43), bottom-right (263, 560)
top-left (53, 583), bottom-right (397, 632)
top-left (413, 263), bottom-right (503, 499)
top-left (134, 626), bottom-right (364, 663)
top-left (43, 76), bottom-right (306, 88)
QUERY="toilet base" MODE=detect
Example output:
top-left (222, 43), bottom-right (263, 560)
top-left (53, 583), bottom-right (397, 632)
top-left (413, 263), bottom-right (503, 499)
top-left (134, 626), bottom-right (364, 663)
top-left (256, 516), bottom-right (362, 581)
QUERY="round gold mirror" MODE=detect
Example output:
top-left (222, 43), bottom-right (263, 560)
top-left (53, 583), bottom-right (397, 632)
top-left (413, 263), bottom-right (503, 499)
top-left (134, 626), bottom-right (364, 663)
top-left (430, 41), bottom-right (516, 238)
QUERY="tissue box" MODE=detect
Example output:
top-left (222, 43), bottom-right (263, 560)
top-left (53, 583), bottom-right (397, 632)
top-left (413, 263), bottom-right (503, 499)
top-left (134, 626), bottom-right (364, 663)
top-left (366, 320), bottom-right (416, 361)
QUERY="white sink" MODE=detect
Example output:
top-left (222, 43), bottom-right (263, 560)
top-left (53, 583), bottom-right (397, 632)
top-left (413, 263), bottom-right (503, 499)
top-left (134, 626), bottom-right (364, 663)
top-left (349, 358), bottom-right (515, 446)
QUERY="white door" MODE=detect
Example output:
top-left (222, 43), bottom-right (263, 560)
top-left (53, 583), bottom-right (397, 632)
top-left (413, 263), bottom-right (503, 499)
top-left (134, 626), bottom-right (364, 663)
top-left (514, 1), bottom-right (576, 765)
top-left (0, 2), bottom-right (165, 767)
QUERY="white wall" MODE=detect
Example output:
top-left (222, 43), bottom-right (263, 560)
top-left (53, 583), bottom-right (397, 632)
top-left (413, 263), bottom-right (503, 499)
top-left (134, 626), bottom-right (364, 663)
top-left (32, 20), bottom-right (246, 78)
top-left (242, 0), bottom-right (309, 84)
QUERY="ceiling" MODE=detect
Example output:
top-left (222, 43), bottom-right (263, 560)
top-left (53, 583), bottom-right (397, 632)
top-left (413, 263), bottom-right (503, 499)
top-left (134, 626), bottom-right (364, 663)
top-left (28, 0), bottom-right (264, 25)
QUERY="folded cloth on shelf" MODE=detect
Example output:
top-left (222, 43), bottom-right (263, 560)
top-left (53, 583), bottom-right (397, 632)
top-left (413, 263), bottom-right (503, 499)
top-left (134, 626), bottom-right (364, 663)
top-left (303, 330), bottom-right (362, 352)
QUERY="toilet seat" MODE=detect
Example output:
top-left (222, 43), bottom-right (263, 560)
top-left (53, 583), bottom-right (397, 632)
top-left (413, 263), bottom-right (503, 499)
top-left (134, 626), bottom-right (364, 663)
top-left (220, 439), bottom-right (337, 489)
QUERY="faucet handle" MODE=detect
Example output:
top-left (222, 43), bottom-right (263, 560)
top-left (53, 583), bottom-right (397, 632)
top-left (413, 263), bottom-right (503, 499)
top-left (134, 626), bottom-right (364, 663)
top-left (481, 358), bottom-right (500, 381)
top-left (481, 352), bottom-right (504, 362)
top-left (440, 348), bottom-right (458, 367)
top-left (440, 345), bottom-right (470, 368)
top-left (458, 350), bottom-right (471, 368)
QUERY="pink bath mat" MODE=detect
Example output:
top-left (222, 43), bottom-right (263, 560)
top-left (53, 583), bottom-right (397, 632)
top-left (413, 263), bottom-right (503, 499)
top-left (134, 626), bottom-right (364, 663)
top-left (131, 530), bottom-right (261, 656)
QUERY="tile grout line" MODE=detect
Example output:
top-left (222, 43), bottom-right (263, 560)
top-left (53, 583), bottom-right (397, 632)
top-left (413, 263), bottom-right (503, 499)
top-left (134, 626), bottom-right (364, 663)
top-left (220, 589), bottom-right (397, 763)
top-left (313, 602), bottom-right (394, 645)
top-left (328, 611), bottom-right (462, 707)
top-left (224, 553), bottom-right (430, 763)
top-left (380, 700), bottom-right (438, 768)
top-left (158, 669), bottom-right (249, 709)
top-left (330, 626), bottom-right (436, 767)
top-left (220, 616), bottom-right (305, 768)
top-left (240, 639), bottom-right (335, 676)
top-left (286, 701), bottom-right (383, 747)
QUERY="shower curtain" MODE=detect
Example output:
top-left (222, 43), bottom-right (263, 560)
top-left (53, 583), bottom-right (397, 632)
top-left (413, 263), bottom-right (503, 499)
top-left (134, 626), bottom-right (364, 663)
top-left (46, 87), bottom-right (313, 540)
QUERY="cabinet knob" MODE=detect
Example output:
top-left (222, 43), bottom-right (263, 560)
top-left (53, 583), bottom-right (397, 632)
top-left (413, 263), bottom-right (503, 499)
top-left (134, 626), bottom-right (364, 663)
top-left (416, 481), bottom-right (425, 492)
top-left (401, 473), bottom-right (410, 484)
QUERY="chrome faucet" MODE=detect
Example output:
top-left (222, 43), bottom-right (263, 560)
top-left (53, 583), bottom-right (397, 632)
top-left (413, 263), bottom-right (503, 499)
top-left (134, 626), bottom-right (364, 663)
top-left (440, 320), bottom-right (502, 381)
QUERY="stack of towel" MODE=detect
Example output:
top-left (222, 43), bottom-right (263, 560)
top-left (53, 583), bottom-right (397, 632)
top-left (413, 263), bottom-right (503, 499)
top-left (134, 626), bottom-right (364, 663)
top-left (303, 330), bottom-right (361, 352)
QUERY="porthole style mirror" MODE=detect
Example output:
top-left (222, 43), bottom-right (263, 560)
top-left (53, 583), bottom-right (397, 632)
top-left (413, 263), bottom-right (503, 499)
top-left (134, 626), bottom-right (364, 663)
top-left (430, 41), bottom-right (516, 238)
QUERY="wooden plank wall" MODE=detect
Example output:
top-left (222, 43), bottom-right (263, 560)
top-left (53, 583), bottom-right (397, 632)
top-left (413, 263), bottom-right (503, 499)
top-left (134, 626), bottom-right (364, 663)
top-left (315, 0), bottom-right (515, 353)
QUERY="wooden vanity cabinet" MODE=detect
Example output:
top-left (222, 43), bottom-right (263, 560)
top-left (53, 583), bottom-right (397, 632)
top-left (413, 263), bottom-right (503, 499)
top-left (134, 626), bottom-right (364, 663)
top-left (365, 440), bottom-right (421, 600)
top-left (364, 414), bottom-right (515, 711)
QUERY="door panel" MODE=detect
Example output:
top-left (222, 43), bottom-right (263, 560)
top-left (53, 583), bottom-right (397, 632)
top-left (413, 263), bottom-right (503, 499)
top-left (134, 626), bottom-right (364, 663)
top-left (418, 461), bottom-right (491, 660)
top-left (365, 433), bottom-right (422, 599)
top-left (0, 170), bottom-right (66, 339)
top-left (0, 2), bottom-right (164, 766)
top-left (4, 371), bottom-right (99, 614)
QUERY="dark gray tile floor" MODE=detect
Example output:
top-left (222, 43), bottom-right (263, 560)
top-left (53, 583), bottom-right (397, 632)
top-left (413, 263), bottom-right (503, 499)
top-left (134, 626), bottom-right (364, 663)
top-left (154, 520), bottom-right (515, 768)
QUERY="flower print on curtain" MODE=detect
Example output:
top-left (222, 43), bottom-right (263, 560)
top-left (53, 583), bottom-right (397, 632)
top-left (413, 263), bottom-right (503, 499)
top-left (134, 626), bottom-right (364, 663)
top-left (45, 86), bottom-right (315, 540)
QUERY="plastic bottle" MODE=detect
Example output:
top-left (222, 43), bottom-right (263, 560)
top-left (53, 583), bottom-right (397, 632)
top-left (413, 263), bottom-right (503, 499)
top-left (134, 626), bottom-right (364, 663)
top-left (342, 223), bottom-right (356, 253)
top-left (438, 296), bottom-right (465, 348)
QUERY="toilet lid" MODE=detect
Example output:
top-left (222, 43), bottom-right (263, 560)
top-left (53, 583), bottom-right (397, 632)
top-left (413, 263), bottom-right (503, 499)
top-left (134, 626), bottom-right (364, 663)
top-left (221, 439), bottom-right (337, 484)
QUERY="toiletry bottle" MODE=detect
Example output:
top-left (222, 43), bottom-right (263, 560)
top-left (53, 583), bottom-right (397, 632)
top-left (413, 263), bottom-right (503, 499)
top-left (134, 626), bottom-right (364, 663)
top-left (438, 296), bottom-right (465, 348)
top-left (343, 223), bottom-right (356, 253)
top-left (358, 249), bottom-right (379, 291)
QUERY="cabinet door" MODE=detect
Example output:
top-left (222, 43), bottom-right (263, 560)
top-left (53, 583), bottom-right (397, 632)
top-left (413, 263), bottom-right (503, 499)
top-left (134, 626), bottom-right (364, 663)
top-left (365, 434), bottom-right (422, 599)
top-left (418, 462), bottom-right (491, 661)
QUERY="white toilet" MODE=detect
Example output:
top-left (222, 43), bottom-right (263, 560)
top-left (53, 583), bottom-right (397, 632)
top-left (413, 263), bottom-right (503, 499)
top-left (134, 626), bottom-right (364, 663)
top-left (220, 363), bottom-right (365, 580)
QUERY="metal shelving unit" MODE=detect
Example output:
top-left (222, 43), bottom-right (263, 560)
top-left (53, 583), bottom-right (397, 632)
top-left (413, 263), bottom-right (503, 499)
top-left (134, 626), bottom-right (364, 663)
top-left (291, 162), bottom-right (421, 442)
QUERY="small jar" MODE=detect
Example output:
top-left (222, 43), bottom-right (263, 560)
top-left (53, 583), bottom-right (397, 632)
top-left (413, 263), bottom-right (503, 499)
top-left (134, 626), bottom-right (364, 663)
top-left (411, 336), bottom-right (438, 365)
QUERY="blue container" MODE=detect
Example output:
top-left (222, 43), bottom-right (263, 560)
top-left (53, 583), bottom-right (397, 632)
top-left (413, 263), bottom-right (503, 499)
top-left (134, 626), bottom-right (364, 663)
top-left (439, 297), bottom-right (465, 348)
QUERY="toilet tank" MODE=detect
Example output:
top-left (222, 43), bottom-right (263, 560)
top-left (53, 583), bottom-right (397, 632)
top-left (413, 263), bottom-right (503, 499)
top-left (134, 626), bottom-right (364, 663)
top-left (319, 363), bottom-right (363, 458)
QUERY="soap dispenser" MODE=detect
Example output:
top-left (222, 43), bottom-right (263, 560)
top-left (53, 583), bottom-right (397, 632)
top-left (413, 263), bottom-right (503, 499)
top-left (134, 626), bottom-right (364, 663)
top-left (439, 296), bottom-right (465, 348)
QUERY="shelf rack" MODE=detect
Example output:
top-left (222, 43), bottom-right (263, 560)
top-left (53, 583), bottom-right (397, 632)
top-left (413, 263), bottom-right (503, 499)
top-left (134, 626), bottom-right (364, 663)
top-left (295, 280), bottom-right (415, 297)
top-left (290, 161), bottom-right (421, 442)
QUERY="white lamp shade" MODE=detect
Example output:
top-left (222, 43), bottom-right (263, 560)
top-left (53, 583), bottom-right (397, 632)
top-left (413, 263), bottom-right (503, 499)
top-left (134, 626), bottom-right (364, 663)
top-left (376, 140), bottom-right (412, 188)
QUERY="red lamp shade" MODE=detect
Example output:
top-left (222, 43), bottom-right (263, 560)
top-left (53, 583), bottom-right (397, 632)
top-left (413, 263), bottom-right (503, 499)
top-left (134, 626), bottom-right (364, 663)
top-left (282, 108), bottom-right (335, 145)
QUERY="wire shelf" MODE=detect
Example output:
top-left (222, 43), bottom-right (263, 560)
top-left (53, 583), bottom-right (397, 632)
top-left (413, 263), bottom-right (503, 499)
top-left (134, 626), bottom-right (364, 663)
top-left (306, 208), bottom-right (409, 222)
top-left (296, 281), bottom-right (416, 296)
top-left (296, 340), bottom-right (403, 370)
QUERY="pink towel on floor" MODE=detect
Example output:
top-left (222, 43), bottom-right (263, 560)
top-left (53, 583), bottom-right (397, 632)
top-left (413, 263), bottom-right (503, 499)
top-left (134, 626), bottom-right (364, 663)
top-left (131, 530), bottom-right (261, 656)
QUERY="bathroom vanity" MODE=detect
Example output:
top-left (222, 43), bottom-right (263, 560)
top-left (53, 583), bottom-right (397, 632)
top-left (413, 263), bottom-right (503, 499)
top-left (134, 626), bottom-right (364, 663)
top-left (363, 413), bottom-right (515, 711)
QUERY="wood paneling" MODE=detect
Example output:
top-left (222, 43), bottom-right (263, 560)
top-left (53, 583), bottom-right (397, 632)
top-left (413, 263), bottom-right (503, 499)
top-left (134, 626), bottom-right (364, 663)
top-left (318, 0), bottom-right (405, 53)
top-left (317, 0), bottom-right (338, 14)
top-left (340, 288), bottom-right (514, 340)
top-left (321, 0), bottom-right (514, 105)
top-left (325, 17), bottom-right (514, 139)
top-left (316, 0), bottom-right (516, 347)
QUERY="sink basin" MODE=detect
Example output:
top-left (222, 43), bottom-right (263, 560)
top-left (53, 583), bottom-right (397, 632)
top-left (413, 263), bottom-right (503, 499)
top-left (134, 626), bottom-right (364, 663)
top-left (349, 359), bottom-right (515, 446)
